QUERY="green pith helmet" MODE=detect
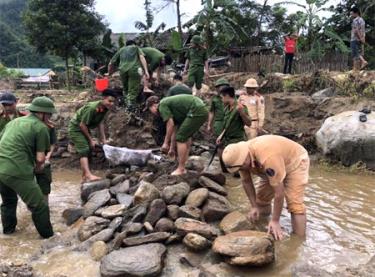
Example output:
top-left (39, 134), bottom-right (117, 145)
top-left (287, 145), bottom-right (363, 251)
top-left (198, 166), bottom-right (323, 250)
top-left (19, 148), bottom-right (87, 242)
top-left (215, 78), bottom-right (230, 87)
top-left (27, 96), bottom-right (57, 114)
top-left (191, 35), bottom-right (202, 45)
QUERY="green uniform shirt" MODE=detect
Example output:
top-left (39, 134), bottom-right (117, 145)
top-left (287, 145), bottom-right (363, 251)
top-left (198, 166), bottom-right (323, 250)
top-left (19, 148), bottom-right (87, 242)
top-left (158, 94), bottom-right (207, 125)
top-left (185, 47), bottom-right (207, 66)
top-left (222, 102), bottom-right (248, 145)
top-left (0, 110), bottom-right (25, 133)
top-left (167, 84), bottom-right (192, 97)
top-left (110, 45), bottom-right (144, 73)
top-left (210, 95), bottom-right (225, 122)
top-left (69, 101), bottom-right (108, 132)
top-left (0, 114), bottom-right (50, 179)
top-left (142, 47), bottom-right (165, 72)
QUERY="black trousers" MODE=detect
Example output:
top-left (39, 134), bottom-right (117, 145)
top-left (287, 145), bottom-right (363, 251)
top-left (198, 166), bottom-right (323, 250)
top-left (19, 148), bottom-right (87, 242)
top-left (283, 53), bottom-right (294, 74)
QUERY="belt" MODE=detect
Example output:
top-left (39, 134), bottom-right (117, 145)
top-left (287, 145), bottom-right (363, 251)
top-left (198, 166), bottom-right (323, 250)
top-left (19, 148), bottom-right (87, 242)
top-left (251, 119), bottom-right (259, 121)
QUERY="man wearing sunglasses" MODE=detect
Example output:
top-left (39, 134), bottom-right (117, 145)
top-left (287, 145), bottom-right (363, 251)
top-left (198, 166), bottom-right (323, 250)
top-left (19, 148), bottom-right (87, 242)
top-left (222, 135), bottom-right (310, 240)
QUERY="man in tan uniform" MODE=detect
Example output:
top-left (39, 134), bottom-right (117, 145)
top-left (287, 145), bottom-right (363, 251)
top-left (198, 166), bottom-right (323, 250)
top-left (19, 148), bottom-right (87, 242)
top-left (222, 135), bottom-right (309, 240)
top-left (239, 78), bottom-right (265, 139)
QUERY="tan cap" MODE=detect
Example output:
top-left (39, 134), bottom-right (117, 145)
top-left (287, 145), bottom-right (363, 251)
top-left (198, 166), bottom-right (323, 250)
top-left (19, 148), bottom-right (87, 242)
top-left (222, 141), bottom-right (250, 173)
top-left (244, 78), bottom-right (259, 88)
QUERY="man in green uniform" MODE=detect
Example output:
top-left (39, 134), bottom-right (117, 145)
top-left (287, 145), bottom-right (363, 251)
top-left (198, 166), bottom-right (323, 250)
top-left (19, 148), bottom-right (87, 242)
top-left (216, 86), bottom-right (251, 172)
top-left (0, 92), bottom-right (26, 131)
top-left (68, 89), bottom-right (116, 183)
top-left (35, 121), bottom-right (56, 203)
top-left (207, 78), bottom-right (229, 137)
top-left (0, 96), bottom-right (56, 238)
top-left (145, 94), bottom-right (208, 175)
top-left (167, 74), bottom-right (192, 97)
top-left (183, 35), bottom-right (209, 96)
top-left (108, 40), bottom-right (150, 112)
top-left (142, 47), bottom-right (172, 93)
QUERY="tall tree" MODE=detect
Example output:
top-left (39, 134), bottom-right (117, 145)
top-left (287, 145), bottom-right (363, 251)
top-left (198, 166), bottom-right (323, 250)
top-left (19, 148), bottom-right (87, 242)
top-left (158, 0), bottom-right (184, 46)
top-left (24, 0), bottom-right (105, 87)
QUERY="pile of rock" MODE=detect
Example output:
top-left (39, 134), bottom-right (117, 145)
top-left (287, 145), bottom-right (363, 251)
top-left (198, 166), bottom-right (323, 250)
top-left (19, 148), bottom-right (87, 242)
top-left (63, 158), bottom-right (274, 276)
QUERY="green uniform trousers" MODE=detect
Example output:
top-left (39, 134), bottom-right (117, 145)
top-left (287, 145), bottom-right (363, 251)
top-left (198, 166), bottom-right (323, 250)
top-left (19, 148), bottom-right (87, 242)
top-left (120, 67), bottom-right (141, 108)
top-left (35, 163), bottom-right (52, 195)
top-left (176, 112), bottom-right (208, 143)
top-left (213, 120), bottom-right (224, 137)
top-left (0, 173), bottom-right (53, 238)
top-left (68, 130), bottom-right (90, 157)
top-left (187, 65), bottom-right (204, 90)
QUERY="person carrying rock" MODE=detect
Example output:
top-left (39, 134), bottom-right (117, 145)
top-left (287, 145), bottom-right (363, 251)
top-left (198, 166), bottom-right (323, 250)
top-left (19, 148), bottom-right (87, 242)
top-left (108, 40), bottom-right (150, 113)
top-left (239, 78), bottom-right (265, 139)
top-left (166, 74), bottom-right (192, 97)
top-left (216, 86), bottom-right (251, 171)
top-left (0, 91), bottom-right (26, 131)
top-left (68, 89), bottom-right (117, 183)
top-left (145, 94), bottom-right (208, 175)
top-left (0, 96), bottom-right (57, 238)
top-left (142, 47), bottom-right (173, 93)
top-left (222, 135), bottom-right (310, 240)
top-left (206, 78), bottom-right (229, 137)
top-left (183, 35), bottom-right (209, 96)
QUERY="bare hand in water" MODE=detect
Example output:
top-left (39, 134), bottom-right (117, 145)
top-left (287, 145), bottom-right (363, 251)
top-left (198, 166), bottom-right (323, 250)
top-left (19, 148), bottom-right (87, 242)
top-left (268, 220), bottom-right (284, 240)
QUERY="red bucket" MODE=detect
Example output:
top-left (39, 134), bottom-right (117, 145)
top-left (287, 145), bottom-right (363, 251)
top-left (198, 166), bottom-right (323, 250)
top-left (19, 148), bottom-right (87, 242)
top-left (95, 78), bottom-right (109, 92)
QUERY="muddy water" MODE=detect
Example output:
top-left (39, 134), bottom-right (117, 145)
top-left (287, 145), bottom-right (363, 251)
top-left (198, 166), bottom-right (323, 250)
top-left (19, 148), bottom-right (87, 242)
top-left (0, 167), bottom-right (374, 276)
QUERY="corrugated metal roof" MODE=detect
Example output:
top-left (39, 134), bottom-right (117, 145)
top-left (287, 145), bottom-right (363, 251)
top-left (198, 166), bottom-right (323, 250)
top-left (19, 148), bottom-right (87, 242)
top-left (9, 68), bottom-right (52, 77)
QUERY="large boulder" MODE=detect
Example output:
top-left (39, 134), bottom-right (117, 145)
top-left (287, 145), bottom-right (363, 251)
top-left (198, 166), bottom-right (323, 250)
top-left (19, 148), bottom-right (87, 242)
top-left (83, 189), bottom-right (111, 218)
top-left (202, 193), bottom-right (231, 222)
top-left (212, 231), bottom-right (275, 266)
top-left (219, 211), bottom-right (254, 234)
top-left (186, 156), bottom-right (207, 172)
top-left (175, 218), bottom-right (219, 239)
top-left (78, 216), bottom-right (110, 241)
top-left (133, 181), bottom-right (160, 205)
top-left (81, 179), bottom-right (111, 202)
top-left (316, 111), bottom-right (375, 168)
top-left (161, 182), bottom-right (190, 205)
top-left (100, 243), bottom-right (167, 277)
top-left (185, 188), bottom-right (209, 208)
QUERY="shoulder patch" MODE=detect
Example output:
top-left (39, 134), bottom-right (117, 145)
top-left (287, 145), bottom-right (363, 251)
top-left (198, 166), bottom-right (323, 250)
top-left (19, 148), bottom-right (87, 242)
top-left (266, 168), bottom-right (275, 177)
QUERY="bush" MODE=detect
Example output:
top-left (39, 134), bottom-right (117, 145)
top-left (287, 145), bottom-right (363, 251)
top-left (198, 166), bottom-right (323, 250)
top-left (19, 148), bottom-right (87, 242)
top-left (0, 63), bottom-right (23, 78)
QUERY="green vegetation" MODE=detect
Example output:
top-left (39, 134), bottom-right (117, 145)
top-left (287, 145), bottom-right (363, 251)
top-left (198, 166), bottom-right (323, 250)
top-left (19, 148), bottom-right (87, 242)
top-left (0, 63), bottom-right (23, 78)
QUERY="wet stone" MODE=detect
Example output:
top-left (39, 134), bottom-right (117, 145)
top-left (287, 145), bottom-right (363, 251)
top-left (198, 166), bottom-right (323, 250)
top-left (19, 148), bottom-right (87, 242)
top-left (100, 243), bottom-right (167, 277)
top-left (115, 193), bottom-right (133, 208)
top-left (167, 205), bottom-right (180, 221)
top-left (133, 181), bottom-right (160, 205)
top-left (78, 216), bottom-right (110, 242)
top-left (202, 198), bottom-right (231, 222)
top-left (212, 231), bottom-right (275, 266)
top-left (220, 211), bottom-right (254, 234)
top-left (90, 241), bottom-right (109, 261)
top-left (81, 179), bottom-right (111, 202)
top-left (154, 218), bottom-right (175, 233)
top-left (122, 232), bottom-right (171, 246)
top-left (186, 156), bottom-right (206, 172)
top-left (144, 198), bottom-right (167, 225)
top-left (83, 189), bottom-right (111, 218)
top-left (166, 233), bottom-right (182, 245)
top-left (185, 188), bottom-right (209, 208)
top-left (144, 222), bottom-right (154, 233)
top-left (100, 204), bottom-right (127, 219)
top-left (201, 172), bottom-right (226, 186)
top-left (175, 217), bottom-right (219, 239)
top-left (183, 233), bottom-right (211, 252)
top-left (62, 208), bottom-right (83, 226)
top-left (108, 217), bottom-right (123, 230)
top-left (199, 176), bottom-right (227, 196)
top-left (110, 174), bottom-right (127, 186)
top-left (109, 180), bottom-right (130, 195)
top-left (179, 205), bottom-right (201, 220)
top-left (161, 182), bottom-right (190, 205)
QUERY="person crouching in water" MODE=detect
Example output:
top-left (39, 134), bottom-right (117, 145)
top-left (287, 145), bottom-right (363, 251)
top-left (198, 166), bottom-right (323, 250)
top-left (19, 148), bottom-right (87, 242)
top-left (222, 135), bottom-right (310, 240)
top-left (68, 89), bottom-right (117, 183)
top-left (145, 94), bottom-right (208, 175)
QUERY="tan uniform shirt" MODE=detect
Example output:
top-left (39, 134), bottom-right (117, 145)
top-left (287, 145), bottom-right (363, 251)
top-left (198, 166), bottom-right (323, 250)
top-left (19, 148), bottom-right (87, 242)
top-left (239, 93), bottom-right (265, 127)
top-left (246, 135), bottom-right (308, 187)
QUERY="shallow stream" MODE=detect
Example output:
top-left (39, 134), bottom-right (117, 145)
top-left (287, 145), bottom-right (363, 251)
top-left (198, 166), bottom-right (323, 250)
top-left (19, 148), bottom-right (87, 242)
top-left (0, 166), bottom-right (373, 276)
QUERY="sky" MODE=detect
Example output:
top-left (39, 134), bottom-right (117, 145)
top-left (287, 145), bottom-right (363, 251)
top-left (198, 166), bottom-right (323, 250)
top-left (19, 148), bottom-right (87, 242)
top-left (95, 0), bottom-right (340, 33)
